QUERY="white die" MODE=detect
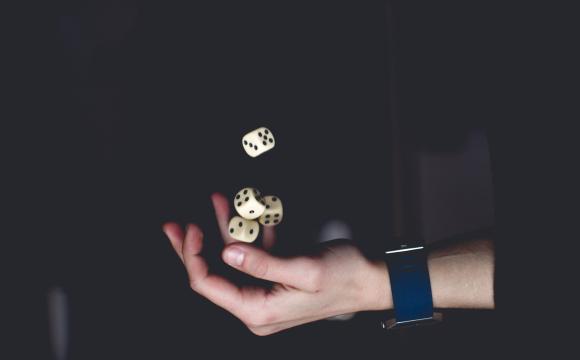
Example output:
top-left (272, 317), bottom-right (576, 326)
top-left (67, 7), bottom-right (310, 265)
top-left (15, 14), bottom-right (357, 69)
top-left (258, 195), bottom-right (283, 226)
top-left (241, 127), bottom-right (276, 158)
top-left (234, 187), bottom-right (266, 220)
top-left (228, 216), bottom-right (259, 243)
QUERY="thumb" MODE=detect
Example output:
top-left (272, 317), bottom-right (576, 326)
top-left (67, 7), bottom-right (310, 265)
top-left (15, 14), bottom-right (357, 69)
top-left (222, 244), bottom-right (322, 292)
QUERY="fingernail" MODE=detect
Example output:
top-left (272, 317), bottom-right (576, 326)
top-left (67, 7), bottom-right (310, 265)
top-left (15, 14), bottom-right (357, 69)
top-left (224, 247), bottom-right (245, 266)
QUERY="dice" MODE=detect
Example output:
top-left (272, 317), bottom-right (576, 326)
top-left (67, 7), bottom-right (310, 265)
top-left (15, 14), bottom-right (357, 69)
top-left (259, 195), bottom-right (283, 226)
top-left (242, 127), bottom-right (275, 158)
top-left (228, 216), bottom-right (260, 243)
top-left (234, 187), bottom-right (266, 220)
top-left (234, 127), bottom-right (283, 235)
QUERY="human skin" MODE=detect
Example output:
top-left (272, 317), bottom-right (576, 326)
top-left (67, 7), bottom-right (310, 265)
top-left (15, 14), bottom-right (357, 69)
top-left (163, 193), bottom-right (494, 336)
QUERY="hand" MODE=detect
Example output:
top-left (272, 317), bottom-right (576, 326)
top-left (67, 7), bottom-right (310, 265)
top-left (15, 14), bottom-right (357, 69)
top-left (163, 193), bottom-right (391, 336)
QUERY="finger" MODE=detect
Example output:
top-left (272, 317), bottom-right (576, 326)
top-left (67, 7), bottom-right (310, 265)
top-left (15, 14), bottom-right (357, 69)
top-left (211, 192), bottom-right (237, 244)
top-left (181, 224), bottom-right (261, 319)
top-left (262, 226), bottom-right (276, 251)
top-left (184, 223), bottom-right (203, 255)
top-left (163, 222), bottom-right (185, 262)
top-left (222, 244), bottom-right (322, 292)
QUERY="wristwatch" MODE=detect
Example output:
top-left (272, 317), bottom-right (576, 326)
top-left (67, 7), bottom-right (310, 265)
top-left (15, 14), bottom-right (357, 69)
top-left (382, 245), bottom-right (442, 329)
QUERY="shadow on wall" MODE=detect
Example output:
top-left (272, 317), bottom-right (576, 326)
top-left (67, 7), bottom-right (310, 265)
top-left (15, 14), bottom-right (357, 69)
top-left (417, 129), bottom-right (494, 244)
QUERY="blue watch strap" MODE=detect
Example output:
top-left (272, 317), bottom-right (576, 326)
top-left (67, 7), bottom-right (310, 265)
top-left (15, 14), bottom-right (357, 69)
top-left (383, 246), bottom-right (438, 329)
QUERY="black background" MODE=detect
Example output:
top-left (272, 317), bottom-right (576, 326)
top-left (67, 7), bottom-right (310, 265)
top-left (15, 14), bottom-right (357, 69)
top-left (10, 0), bottom-right (568, 358)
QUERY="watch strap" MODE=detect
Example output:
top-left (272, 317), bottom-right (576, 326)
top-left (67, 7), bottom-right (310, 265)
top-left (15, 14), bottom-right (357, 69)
top-left (383, 246), bottom-right (440, 329)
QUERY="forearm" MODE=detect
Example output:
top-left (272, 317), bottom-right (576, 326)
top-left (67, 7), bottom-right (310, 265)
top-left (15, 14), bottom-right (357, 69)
top-left (429, 238), bottom-right (495, 309)
top-left (367, 238), bottom-right (495, 311)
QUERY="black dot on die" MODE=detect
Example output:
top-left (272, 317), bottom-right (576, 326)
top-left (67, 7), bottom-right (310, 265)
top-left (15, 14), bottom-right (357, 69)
top-left (249, 229), bottom-right (254, 234)
top-left (258, 132), bottom-right (262, 137)
top-left (249, 143), bottom-right (253, 147)
top-left (272, 197), bottom-right (278, 202)
top-left (266, 205), bottom-right (270, 209)
top-left (243, 189), bottom-right (248, 195)
top-left (244, 140), bottom-right (248, 145)
top-left (236, 195), bottom-right (240, 199)
top-left (269, 138), bottom-right (273, 143)
top-left (250, 210), bottom-right (254, 214)
top-left (229, 228), bottom-right (234, 233)
top-left (245, 197), bottom-right (249, 202)
top-left (274, 219), bottom-right (279, 224)
top-left (266, 215), bottom-right (270, 218)
top-left (254, 145), bottom-right (258, 150)
top-left (265, 129), bottom-right (269, 134)
top-left (275, 214), bottom-right (280, 217)
top-left (237, 202), bottom-right (242, 207)
top-left (265, 220), bottom-right (270, 224)
top-left (238, 222), bottom-right (243, 227)
top-left (262, 141), bottom-right (267, 146)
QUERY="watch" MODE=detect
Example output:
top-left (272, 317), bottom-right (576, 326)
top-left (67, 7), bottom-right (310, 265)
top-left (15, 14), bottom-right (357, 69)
top-left (382, 245), bottom-right (442, 329)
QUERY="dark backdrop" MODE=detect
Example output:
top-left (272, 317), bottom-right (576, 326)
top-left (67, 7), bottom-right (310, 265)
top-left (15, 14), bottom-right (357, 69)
top-left (10, 1), bottom-right (499, 359)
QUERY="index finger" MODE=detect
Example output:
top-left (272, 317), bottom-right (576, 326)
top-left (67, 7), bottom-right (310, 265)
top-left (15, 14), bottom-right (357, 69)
top-left (262, 226), bottom-right (276, 250)
top-left (211, 192), bottom-right (238, 244)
